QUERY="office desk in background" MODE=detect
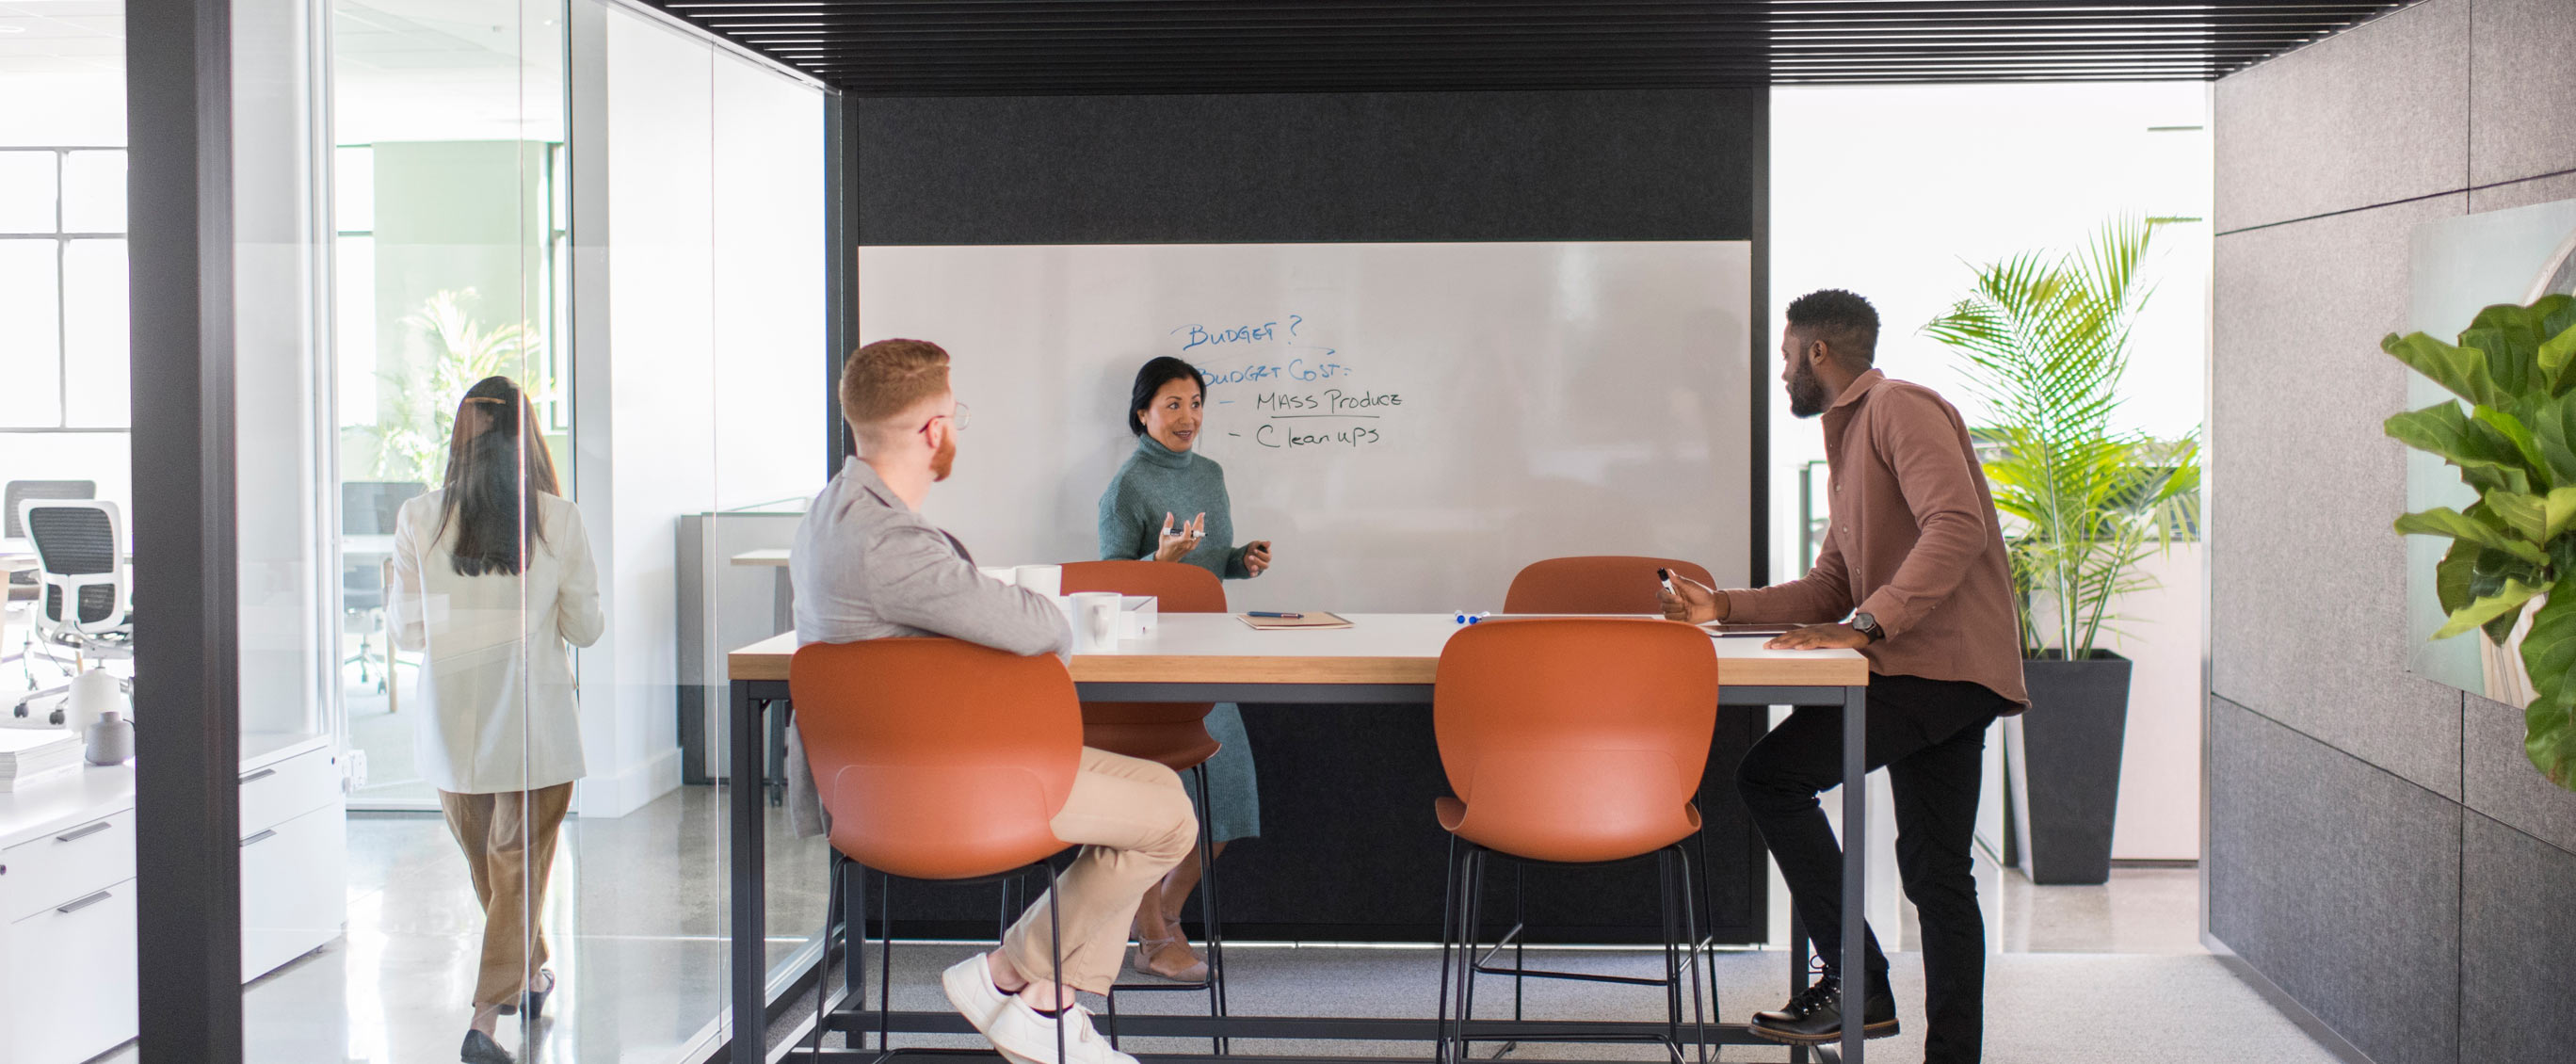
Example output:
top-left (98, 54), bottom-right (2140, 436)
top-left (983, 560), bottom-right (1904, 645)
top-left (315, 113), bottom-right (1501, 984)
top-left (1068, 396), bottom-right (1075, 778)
top-left (725, 614), bottom-right (1876, 1063)
top-left (730, 548), bottom-right (793, 634)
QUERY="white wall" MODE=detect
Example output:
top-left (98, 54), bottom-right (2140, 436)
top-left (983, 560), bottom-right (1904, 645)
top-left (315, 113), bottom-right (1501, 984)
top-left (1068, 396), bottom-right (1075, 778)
top-left (711, 52), bottom-right (827, 510)
top-left (572, 3), bottom-right (823, 817)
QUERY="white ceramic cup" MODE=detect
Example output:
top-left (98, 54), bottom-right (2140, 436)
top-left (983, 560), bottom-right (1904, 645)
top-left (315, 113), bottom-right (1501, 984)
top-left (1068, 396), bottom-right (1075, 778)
top-left (1014, 564), bottom-right (1063, 597)
top-left (1069, 591), bottom-right (1124, 652)
top-left (978, 566), bottom-right (1020, 587)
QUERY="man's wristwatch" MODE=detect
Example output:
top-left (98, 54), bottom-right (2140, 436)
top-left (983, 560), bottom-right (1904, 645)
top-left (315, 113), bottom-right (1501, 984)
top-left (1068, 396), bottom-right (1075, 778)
top-left (1851, 612), bottom-right (1885, 643)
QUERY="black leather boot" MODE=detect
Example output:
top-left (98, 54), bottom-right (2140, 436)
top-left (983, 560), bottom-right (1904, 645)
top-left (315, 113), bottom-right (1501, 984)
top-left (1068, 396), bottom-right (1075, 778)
top-left (1747, 973), bottom-right (1900, 1045)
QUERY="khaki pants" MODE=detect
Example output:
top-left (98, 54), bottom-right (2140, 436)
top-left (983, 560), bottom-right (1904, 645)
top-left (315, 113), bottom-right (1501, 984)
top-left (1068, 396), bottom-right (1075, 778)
top-left (440, 783), bottom-right (575, 1008)
top-left (1000, 749), bottom-right (1199, 994)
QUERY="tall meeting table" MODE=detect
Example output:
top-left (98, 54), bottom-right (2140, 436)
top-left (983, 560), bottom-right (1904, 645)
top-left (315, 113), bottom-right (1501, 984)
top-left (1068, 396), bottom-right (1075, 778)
top-left (729, 614), bottom-right (1874, 1062)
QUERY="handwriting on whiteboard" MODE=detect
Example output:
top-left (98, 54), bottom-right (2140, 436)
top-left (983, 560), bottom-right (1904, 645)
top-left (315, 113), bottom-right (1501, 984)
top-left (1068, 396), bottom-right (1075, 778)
top-left (1172, 314), bottom-right (1399, 451)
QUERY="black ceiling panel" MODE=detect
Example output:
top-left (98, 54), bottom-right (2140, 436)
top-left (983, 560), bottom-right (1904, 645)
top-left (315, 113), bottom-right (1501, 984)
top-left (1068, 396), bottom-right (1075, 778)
top-left (651, 0), bottom-right (2410, 95)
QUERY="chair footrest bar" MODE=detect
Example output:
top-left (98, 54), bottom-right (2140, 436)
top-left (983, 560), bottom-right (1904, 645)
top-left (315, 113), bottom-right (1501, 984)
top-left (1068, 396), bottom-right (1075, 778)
top-left (1465, 961), bottom-right (1676, 988)
top-left (818, 1009), bottom-right (1769, 1045)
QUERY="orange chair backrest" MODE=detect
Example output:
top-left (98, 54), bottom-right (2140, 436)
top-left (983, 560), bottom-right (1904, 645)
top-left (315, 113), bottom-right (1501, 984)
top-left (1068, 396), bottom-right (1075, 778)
top-left (1060, 560), bottom-right (1228, 613)
top-left (1433, 618), bottom-right (1719, 862)
top-left (791, 637), bottom-right (1083, 879)
top-left (1058, 561), bottom-right (1226, 762)
top-left (1503, 556), bottom-right (1716, 615)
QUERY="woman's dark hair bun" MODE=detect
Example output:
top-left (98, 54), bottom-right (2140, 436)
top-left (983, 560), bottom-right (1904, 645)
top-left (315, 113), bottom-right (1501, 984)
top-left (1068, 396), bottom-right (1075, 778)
top-left (1128, 356), bottom-right (1206, 436)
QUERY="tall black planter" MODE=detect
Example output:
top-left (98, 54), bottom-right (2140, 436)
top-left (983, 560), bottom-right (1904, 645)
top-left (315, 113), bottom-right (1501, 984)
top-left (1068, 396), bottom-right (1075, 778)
top-left (2008, 651), bottom-right (2133, 886)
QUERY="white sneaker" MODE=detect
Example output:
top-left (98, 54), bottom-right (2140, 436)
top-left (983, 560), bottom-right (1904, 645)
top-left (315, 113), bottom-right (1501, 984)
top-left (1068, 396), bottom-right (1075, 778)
top-left (975, 999), bottom-right (1138, 1064)
top-left (940, 954), bottom-right (1011, 1030)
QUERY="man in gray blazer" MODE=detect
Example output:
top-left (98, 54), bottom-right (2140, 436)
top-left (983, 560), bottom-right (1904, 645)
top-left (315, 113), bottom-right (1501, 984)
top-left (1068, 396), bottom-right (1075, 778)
top-left (787, 338), bottom-right (1197, 1064)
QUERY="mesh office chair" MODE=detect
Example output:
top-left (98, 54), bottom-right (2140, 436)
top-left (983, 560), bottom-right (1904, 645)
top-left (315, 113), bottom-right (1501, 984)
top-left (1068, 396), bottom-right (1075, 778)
top-left (15, 500), bottom-right (133, 721)
top-left (341, 481), bottom-right (424, 696)
top-left (5, 480), bottom-right (95, 680)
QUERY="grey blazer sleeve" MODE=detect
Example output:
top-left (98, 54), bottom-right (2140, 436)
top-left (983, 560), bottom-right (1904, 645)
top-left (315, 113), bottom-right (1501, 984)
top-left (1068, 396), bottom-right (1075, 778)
top-left (868, 523), bottom-right (1071, 658)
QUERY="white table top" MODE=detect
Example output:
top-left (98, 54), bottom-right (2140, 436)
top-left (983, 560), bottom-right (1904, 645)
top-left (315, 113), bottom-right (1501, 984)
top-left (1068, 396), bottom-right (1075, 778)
top-left (730, 612), bottom-right (1866, 687)
top-left (0, 757), bottom-right (134, 851)
top-left (731, 548), bottom-right (793, 568)
top-left (342, 533), bottom-right (396, 556)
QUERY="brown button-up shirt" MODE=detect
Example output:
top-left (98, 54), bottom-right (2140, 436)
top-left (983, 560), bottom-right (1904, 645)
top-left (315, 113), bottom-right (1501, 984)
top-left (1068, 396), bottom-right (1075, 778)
top-left (1726, 370), bottom-right (2029, 710)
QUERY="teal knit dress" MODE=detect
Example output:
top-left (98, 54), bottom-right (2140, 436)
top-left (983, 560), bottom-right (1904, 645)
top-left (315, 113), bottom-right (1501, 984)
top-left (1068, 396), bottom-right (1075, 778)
top-left (1098, 435), bottom-right (1261, 843)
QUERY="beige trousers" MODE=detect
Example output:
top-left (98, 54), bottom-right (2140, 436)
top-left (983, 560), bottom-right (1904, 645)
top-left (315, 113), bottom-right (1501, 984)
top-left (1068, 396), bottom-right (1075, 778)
top-left (1000, 749), bottom-right (1199, 994)
top-left (440, 783), bottom-right (575, 1007)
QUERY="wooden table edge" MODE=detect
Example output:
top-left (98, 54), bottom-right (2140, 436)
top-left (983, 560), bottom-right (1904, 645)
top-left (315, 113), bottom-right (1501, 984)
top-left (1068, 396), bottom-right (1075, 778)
top-left (725, 650), bottom-right (1867, 687)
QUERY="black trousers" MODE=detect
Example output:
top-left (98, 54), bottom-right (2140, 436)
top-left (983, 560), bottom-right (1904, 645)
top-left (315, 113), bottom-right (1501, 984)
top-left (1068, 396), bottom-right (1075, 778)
top-left (1737, 673), bottom-right (2007, 1064)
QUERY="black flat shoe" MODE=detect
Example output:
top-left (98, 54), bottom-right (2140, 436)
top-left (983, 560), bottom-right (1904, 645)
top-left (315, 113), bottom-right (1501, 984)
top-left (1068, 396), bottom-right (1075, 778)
top-left (460, 1029), bottom-right (515, 1064)
top-left (1747, 973), bottom-right (1900, 1045)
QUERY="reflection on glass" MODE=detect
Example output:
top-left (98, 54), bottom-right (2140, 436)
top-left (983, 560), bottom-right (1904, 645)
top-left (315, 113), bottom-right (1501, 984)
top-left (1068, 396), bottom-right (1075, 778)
top-left (0, 151), bottom-right (56, 233)
top-left (61, 151), bottom-right (126, 234)
top-left (390, 379), bottom-right (599, 1062)
top-left (0, 239), bottom-right (63, 427)
top-left (63, 238), bottom-right (129, 427)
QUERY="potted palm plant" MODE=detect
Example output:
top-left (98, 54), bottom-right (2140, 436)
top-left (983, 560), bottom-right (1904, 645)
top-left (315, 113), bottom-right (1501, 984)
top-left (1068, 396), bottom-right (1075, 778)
top-left (1923, 217), bottom-right (2202, 885)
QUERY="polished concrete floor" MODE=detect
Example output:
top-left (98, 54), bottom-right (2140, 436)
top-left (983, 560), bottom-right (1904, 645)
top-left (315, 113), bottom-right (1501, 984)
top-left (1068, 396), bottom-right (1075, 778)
top-left (94, 785), bottom-right (834, 1064)
top-left (774, 940), bottom-right (2338, 1064)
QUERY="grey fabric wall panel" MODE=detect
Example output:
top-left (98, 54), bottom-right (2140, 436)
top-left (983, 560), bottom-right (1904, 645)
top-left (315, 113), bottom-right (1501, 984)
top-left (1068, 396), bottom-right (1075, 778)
top-left (2463, 693), bottom-right (2576, 855)
top-left (2208, 697), bottom-right (2462, 1064)
top-left (2469, 169), bottom-right (2576, 213)
top-left (2214, 0), bottom-right (2469, 233)
top-left (2469, 0), bottom-right (2576, 187)
top-left (2459, 811), bottom-right (2576, 1064)
top-left (853, 89), bottom-right (1763, 246)
top-left (2210, 194), bottom-right (2468, 798)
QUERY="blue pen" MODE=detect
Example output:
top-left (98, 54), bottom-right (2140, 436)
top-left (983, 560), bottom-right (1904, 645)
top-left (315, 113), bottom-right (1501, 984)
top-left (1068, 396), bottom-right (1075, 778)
top-left (1248, 611), bottom-right (1303, 619)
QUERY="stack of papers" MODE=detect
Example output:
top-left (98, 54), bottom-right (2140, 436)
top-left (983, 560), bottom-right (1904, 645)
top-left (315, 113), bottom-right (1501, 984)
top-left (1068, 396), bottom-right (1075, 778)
top-left (0, 729), bottom-right (83, 792)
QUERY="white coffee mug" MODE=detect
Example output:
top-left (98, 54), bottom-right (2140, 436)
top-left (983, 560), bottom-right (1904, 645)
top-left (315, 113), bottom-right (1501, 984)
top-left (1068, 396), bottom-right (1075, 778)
top-left (1069, 591), bottom-right (1124, 652)
top-left (1014, 564), bottom-right (1063, 597)
top-left (978, 566), bottom-right (1020, 587)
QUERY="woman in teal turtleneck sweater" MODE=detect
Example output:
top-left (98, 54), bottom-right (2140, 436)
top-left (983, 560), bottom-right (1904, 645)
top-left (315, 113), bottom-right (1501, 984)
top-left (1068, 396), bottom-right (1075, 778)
top-left (1098, 356), bottom-right (1272, 983)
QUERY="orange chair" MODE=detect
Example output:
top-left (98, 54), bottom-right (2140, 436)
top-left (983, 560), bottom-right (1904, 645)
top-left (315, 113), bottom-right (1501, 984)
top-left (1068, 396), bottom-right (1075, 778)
top-left (1503, 556), bottom-right (1717, 615)
top-left (1057, 560), bottom-right (1231, 1040)
top-left (792, 637), bottom-right (1084, 1063)
top-left (1430, 618), bottom-right (1719, 1064)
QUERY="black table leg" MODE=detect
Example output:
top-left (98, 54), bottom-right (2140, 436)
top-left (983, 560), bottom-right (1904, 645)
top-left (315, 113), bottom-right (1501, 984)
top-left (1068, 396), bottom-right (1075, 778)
top-left (1840, 683), bottom-right (1868, 1064)
top-left (733, 678), bottom-right (768, 1056)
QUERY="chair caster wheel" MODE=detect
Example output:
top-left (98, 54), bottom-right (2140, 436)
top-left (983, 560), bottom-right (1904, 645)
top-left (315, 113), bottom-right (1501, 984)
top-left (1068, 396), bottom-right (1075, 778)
top-left (46, 709), bottom-right (63, 727)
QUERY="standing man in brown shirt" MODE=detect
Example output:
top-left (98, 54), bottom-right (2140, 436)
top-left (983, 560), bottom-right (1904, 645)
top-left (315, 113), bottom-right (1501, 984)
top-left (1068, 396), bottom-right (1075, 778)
top-left (1661, 289), bottom-right (2028, 1064)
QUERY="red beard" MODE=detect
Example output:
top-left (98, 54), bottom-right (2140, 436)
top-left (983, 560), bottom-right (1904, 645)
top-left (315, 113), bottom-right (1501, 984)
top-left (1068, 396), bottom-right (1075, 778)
top-left (930, 431), bottom-right (958, 481)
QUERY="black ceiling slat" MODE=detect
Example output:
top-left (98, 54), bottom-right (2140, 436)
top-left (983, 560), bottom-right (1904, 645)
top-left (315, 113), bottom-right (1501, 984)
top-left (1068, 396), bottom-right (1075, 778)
top-left (648, 0), bottom-right (2399, 94)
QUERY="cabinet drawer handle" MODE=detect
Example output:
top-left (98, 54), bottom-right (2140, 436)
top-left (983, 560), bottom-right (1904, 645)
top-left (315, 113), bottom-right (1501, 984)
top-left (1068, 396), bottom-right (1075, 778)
top-left (55, 821), bottom-right (113, 844)
top-left (240, 829), bottom-right (278, 847)
top-left (56, 890), bottom-right (112, 914)
top-left (239, 767), bottom-right (278, 784)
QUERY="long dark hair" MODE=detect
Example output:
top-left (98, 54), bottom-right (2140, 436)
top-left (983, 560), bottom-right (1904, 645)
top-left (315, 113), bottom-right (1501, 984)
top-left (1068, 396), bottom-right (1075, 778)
top-left (434, 376), bottom-right (561, 576)
top-left (1128, 356), bottom-right (1205, 436)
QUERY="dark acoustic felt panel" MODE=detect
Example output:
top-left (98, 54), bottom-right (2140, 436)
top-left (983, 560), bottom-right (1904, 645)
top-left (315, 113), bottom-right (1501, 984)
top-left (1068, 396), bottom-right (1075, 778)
top-left (867, 702), bottom-right (1772, 944)
top-left (2208, 697), bottom-right (2461, 1064)
top-left (855, 89), bottom-right (1763, 247)
top-left (2459, 811), bottom-right (2576, 1064)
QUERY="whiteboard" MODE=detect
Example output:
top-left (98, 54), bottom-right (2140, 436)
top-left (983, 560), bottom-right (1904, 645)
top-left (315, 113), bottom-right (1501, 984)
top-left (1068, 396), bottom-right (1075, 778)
top-left (857, 241), bottom-right (1753, 613)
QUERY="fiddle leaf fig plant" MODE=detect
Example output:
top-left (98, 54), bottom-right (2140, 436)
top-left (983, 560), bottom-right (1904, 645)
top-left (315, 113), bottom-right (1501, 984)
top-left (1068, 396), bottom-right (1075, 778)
top-left (2384, 293), bottom-right (2576, 789)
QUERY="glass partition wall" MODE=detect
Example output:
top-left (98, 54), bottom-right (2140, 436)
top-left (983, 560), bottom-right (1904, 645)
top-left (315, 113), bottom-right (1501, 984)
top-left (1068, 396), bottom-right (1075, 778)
top-left (6, 1), bottom-right (835, 1060)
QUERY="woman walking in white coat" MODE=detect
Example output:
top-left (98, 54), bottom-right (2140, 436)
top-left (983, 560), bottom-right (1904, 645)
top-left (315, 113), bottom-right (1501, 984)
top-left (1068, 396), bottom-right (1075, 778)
top-left (390, 376), bottom-right (603, 1064)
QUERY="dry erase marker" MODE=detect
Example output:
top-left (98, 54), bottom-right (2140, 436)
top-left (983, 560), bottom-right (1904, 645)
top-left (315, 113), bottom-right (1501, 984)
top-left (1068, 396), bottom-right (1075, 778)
top-left (1248, 611), bottom-right (1303, 619)
top-left (1658, 567), bottom-right (1675, 593)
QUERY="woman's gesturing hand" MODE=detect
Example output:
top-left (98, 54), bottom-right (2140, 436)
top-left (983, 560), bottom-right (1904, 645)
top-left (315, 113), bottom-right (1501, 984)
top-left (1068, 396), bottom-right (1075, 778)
top-left (1155, 511), bottom-right (1206, 563)
top-left (1244, 540), bottom-right (1273, 576)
